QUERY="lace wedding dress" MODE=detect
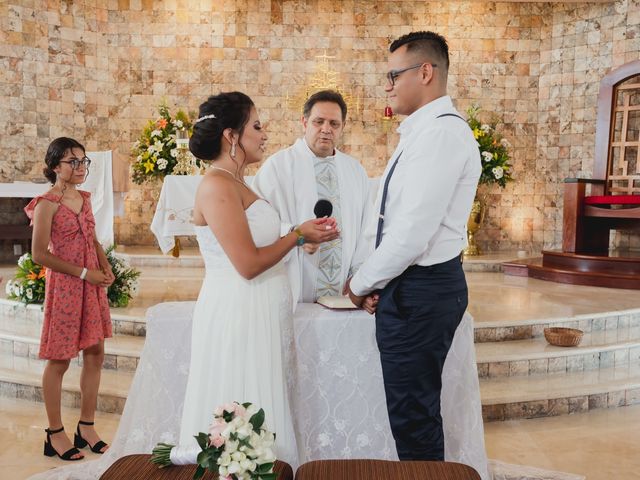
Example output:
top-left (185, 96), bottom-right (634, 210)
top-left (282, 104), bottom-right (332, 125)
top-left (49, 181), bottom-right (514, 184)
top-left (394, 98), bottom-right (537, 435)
top-left (178, 199), bottom-right (298, 466)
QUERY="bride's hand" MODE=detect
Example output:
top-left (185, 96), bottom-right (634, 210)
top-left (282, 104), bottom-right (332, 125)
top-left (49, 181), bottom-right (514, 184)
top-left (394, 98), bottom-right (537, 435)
top-left (298, 217), bottom-right (340, 244)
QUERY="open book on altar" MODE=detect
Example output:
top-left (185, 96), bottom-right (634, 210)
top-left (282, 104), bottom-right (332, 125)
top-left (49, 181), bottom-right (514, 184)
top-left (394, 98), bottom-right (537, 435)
top-left (316, 295), bottom-right (359, 310)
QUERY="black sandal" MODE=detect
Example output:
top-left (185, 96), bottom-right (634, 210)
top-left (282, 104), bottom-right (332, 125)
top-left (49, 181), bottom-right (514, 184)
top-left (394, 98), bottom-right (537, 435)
top-left (74, 420), bottom-right (108, 454)
top-left (44, 426), bottom-right (84, 461)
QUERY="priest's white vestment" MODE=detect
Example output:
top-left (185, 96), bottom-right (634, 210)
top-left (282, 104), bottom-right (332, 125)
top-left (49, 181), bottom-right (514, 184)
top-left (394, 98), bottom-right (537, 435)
top-left (253, 138), bottom-right (374, 303)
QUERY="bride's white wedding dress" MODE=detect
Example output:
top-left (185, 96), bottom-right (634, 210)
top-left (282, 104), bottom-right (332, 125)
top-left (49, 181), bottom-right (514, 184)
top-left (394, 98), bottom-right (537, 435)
top-left (178, 199), bottom-right (298, 464)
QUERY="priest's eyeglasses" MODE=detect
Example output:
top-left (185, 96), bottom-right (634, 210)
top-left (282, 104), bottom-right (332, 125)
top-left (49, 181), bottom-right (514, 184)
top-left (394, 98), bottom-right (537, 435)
top-left (59, 157), bottom-right (92, 170)
top-left (386, 63), bottom-right (437, 87)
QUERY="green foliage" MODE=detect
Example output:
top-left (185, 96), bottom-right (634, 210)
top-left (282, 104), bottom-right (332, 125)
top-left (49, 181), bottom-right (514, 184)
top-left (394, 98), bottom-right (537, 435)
top-left (105, 245), bottom-right (141, 308)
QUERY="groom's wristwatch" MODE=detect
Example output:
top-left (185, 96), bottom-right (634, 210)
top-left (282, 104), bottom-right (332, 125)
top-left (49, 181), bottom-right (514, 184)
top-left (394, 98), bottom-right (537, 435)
top-left (292, 226), bottom-right (305, 246)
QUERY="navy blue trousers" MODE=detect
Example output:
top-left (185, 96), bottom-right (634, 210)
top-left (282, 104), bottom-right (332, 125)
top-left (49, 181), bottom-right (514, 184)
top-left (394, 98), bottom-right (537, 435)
top-left (375, 256), bottom-right (468, 461)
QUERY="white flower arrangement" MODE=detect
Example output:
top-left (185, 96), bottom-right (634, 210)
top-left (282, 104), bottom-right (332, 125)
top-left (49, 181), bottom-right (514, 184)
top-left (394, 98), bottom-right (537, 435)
top-left (152, 402), bottom-right (277, 480)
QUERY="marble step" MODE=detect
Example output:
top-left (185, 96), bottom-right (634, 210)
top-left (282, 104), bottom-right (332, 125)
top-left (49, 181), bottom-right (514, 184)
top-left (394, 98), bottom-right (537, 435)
top-left (2, 346), bottom-right (638, 420)
top-left (0, 316), bottom-right (144, 372)
top-left (476, 327), bottom-right (640, 378)
top-left (0, 351), bottom-right (132, 414)
top-left (0, 298), bottom-right (149, 337)
top-left (114, 246), bottom-right (521, 272)
top-left (480, 362), bottom-right (640, 421)
top-left (473, 309), bottom-right (640, 343)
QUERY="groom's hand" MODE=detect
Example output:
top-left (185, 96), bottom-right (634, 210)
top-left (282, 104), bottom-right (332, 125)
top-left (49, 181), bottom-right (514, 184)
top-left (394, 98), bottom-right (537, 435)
top-left (362, 293), bottom-right (379, 315)
top-left (345, 280), bottom-right (365, 309)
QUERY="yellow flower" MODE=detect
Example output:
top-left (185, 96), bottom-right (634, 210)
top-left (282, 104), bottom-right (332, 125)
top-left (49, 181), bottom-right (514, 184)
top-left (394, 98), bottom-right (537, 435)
top-left (143, 158), bottom-right (155, 173)
top-left (473, 128), bottom-right (482, 139)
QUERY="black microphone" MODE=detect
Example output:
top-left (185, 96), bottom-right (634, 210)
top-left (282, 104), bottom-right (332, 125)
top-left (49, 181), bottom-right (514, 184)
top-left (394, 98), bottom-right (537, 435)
top-left (314, 199), bottom-right (333, 218)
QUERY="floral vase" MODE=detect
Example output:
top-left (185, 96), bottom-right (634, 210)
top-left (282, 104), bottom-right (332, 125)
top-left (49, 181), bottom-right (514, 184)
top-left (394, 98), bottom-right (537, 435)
top-left (464, 197), bottom-right (485, 256)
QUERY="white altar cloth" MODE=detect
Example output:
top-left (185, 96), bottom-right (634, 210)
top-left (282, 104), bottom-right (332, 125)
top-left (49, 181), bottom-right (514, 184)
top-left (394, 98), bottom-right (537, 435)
top-left (150, 175), bottom-right (205, 254)
top-left (27, 302), bottom-right (490, 480)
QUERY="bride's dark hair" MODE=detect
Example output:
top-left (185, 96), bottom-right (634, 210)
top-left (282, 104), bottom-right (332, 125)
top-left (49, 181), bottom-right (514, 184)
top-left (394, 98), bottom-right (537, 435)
top-left (189, 92), bottom-right (254, 161)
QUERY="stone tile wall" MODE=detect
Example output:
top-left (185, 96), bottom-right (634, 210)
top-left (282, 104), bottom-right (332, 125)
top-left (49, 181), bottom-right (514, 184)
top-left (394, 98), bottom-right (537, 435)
top-left (1, 0), bottom-right (639, 252)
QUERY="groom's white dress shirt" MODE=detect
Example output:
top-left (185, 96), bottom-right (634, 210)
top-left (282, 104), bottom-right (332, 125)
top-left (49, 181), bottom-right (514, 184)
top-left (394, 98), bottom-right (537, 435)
top-left (350, 96), bottom-right (481, 296)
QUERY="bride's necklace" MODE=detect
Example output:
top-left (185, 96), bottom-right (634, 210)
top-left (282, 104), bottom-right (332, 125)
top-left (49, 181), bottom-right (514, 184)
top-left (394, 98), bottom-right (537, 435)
top-left (210, 165), bottom-right (249, 188)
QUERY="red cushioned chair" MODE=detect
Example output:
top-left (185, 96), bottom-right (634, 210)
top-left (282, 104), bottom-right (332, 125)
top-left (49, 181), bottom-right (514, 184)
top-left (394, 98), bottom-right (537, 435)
top-left (294, 459), bottom-right (481, 480)
top-left (99, 454), bottom-right (293, 480)
top-left (563, 60), bottom-right (640, 254)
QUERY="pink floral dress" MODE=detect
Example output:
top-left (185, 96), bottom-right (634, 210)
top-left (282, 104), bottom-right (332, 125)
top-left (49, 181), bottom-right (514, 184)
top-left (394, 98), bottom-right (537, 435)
top-left (25, 191), bottom-right (112, 360)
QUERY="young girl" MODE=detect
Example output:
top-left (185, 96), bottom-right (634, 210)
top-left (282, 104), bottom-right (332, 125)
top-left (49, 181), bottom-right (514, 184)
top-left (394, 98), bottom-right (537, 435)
top-left (25, 137), bottom-right (115, 461)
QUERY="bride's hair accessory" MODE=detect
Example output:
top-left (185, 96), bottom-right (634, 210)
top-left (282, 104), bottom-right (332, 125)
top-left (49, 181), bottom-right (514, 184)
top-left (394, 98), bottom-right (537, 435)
top-left (194, 113), bottom-right (216, 124)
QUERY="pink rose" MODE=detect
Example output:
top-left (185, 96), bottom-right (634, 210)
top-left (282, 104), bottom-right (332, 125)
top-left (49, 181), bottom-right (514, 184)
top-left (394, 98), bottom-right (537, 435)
top-left (209, 422), bottom-right (226, 438)
top-left (210, 434), bottom-right (225, 448)
top-left (234, 403), bottom-right (247, 418)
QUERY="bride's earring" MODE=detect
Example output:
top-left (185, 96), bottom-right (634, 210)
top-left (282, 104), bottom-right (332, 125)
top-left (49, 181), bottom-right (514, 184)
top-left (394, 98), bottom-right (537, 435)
top-left (230, 142), bottom-right (236, 159)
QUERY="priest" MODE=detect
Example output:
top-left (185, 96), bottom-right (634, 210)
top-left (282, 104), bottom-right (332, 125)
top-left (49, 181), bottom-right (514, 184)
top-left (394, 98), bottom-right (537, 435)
top-left (252, 90), bottom-right (374, 304)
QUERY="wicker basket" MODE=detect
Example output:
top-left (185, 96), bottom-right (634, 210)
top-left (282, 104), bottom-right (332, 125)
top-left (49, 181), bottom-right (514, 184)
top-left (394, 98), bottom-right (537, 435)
top-left (543, 327), bottom-right (583, 347)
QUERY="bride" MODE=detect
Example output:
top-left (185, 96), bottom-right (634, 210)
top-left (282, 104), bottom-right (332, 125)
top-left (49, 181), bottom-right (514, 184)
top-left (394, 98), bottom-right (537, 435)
top-left (178, 91), bottom-right (339, 463)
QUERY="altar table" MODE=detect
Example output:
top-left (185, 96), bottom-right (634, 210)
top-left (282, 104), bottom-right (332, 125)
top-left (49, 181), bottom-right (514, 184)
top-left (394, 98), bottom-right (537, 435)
top-left (41, 302), bottom-right (488, 480)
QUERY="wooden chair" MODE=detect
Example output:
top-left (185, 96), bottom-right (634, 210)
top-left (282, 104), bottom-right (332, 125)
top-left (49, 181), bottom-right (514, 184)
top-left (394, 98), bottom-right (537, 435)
top-left (99, 454), bottom-right (293, 480)
top-left (562, 60), bottom-right (640, 254)
top-left (294, 459), bottom-right (481, 480)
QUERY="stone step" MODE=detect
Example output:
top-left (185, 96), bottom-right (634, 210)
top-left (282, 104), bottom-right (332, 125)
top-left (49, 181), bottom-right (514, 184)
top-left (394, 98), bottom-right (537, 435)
top-left (0, 315), bottom-right (144, 372)
top-left (476, 327), bottom-right (640, 378)
top-left (0, 298), bottom-right (149, 337)
top-left (0, 350), bottom-right (132, 414)
top-left (114, 246), bottom-right (523, 272)
top-left (3, 343), bottom-right (638, 421)
top-left (480, 362), bottom-right (640, 421)
top-left (473, 309), bottom-right (640, 343)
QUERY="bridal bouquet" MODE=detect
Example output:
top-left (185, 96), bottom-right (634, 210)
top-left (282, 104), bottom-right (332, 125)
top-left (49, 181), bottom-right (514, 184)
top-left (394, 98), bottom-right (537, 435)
top-left (151, 402), bottom-right (277, 480)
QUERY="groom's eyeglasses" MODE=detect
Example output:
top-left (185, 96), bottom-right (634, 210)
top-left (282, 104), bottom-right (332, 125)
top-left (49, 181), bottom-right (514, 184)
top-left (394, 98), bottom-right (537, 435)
top-left (386, 63), bottom-right (437, 87)
top-left (59, 157), bottom-right (92, 170)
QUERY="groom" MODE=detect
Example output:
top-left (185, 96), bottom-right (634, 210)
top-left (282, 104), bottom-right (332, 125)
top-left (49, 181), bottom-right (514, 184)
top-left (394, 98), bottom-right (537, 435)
top-left (347, 31), bottom-right (481, 461)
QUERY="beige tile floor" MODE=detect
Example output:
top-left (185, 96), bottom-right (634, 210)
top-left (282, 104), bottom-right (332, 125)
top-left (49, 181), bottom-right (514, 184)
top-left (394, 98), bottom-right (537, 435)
top-left (2, 396), bottom-right (640, 479)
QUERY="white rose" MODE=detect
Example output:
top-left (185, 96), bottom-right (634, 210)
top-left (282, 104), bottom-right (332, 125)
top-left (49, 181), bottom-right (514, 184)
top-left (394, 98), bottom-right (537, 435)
top-left (227, 461), bottom-right (241, 474)
top-left (231, 451), bottom-right (246, 462)
top-left (218, 466), bottom-right (228, 477)
top-left (151, 129), bottom-right (161, 138)
top-left (26, 288), bottom-right (33, 300)
top-left (174, 119), bottom-right (183, 128)
top-left (18, 254), bottom-right (28, 267)
top-left (219, 452), bottom-right (231, 466)
top-left (157, 159), bottom-right (168, 171)
top-left (225, 439), bottom-right (239, 453)
top-left (170, 148), bottom-right (178, 158)
top-left (492, 166), bottom-right (504, 179)
top-left (481, 151), bottom-right (493, 163)
top-left (481, 124), bottom-right (491, 133)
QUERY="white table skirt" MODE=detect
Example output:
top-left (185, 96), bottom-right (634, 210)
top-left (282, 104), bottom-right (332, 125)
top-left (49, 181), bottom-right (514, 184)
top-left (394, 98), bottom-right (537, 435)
top-left (27, 302), bottom-right (489, 480)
